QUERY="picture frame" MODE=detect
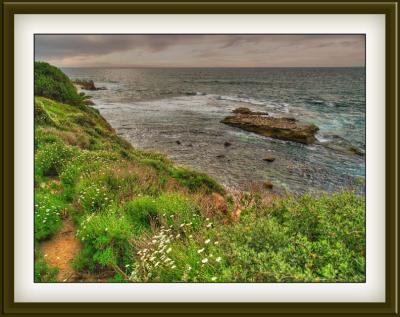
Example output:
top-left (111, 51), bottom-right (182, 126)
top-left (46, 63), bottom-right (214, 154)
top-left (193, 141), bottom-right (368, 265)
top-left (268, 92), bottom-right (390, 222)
top-left (1, 1), bottom-right (398, 316)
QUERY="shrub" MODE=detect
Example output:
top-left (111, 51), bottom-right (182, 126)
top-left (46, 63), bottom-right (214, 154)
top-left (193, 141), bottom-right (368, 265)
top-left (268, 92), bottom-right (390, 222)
top-left (124, 193), bottom-right (200, 233)
top-left (170, 167), bottom-right (224, 194)
top-left (34, 191), bottom-right (64, 241)
top-left (129, 218), bottom-right (224, 282)
top-left (34, 256), bottom-right (59, 282)
top-left (34, 62), bottom-right (84, 106)
top-left (123, 197), bottom-right (158, 233)
top-left (69, 113), bottom-right (96, 128)
top-left (35, 142), bottom-right (75, 176)
top-left (34, 99), bottom-right (56, 126)
top-left (75, 211), bottom-right (133, 271)
top-left (218, 191), bottom-right (365, 282)
top-left (77, 182), bottom-right (114, 213)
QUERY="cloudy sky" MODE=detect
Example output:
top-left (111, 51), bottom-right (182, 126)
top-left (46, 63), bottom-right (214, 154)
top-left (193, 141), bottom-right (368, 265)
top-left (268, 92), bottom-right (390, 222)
top-left (35, 34), bottom-right (365, 68)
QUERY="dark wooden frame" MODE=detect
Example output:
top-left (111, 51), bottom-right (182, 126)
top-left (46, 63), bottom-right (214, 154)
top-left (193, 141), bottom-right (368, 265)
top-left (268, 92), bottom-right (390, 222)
top-left (1, 1), bottom-right (398, 316)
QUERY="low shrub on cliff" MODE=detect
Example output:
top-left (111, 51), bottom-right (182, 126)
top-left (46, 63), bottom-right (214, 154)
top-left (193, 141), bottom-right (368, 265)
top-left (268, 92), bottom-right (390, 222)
top-left (35, 142), bottom-right (76, 177)
top-left (217, 192), bottom-right (365, 282)
top-left (75, 211), bottom-right (133, 272)
top-left (35, 62), bottom-right (84, 106)
top-left (124, 193), bottom-right (200, 234)
top-left (34, 191), bottom-right (65, 241)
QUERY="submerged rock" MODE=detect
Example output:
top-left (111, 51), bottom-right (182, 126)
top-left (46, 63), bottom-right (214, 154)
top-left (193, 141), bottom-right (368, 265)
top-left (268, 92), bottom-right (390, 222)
top-left (221, 109), bottom-right (319, 144)
top-left (316, 134), bottom-right (365, 156)
top-left (224, 141), bottom-right (232, 147)
top-left (232, 107), bottom-right (252, 114)
top-left (232, 107), bottom-right (269, 116)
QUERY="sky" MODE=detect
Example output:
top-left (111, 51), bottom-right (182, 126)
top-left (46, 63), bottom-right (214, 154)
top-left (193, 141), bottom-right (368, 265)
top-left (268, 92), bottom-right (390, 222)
top-left (35, 34), bottom-right (365, 68)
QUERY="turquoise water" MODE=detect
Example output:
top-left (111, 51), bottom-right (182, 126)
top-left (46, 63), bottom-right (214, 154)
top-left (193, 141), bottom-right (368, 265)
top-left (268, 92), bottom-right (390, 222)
top-left (63, 67), bottom-right (365, 193)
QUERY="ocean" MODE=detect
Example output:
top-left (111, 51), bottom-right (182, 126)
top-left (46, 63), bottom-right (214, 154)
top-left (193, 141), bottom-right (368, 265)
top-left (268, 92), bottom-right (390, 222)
top-left (63, 67), bottom-right (366, 194)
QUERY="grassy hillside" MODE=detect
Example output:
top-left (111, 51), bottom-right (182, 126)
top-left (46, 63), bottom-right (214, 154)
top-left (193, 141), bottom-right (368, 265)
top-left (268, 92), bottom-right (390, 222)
top-left (34, 62), bottom-right (365, 283)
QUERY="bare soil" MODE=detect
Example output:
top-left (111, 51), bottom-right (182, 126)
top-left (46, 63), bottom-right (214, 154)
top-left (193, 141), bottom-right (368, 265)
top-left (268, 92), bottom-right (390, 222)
top-left (40, 217), bottom-right (81, 282)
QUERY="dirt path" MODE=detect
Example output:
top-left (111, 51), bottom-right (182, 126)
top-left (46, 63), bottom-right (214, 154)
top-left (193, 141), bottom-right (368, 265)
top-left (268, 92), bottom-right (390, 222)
top-left (40, 217), bottom-right (81, 282)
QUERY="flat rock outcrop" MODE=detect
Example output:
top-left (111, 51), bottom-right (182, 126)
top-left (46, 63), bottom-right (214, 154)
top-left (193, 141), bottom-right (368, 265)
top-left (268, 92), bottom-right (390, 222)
top-left (221, 108), bottom-right (319, 144)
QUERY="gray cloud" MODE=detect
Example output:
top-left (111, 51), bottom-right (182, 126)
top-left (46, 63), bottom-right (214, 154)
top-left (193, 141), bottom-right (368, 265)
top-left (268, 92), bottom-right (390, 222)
top-left (35, 34), bottom-right (365, 67)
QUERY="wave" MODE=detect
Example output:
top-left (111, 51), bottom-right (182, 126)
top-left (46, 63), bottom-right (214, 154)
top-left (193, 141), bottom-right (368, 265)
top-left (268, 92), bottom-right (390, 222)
top-left (183, 79), bottom-right (272, 85)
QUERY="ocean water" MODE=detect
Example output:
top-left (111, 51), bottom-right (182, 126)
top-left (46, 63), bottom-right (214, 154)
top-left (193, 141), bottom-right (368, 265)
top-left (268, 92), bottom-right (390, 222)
top-left (63, 67), bottom-right (366, 194)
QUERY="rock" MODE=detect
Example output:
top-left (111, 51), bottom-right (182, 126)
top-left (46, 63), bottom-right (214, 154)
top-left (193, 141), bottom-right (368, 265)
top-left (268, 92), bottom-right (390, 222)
top-left (349, 146), bottom-right (365, 156)
top-left (73, 79), bottom-right (106, 91)
top-left (211, 193), bottom-right (227, 214)
top-left (263, 181), bottom-right (273, 190)
top-left (216, 154), bottom-right (225, 159)
top-left (221, 113), bottom-right (319, 144)
top-left (84, 99), bottom-right (95, 105)
top-left (263, 156), bottom-right (275, 162)
top-left (224, 141), bottom-right (232, 147)
top-left (317, 134), bottom-right (365, 156)
top-left (176, 140), bottom-right (181, 145)
top-left (233, 107), bottom-right (252, 114)
top-left (232, 107), bottom-right (268, 116)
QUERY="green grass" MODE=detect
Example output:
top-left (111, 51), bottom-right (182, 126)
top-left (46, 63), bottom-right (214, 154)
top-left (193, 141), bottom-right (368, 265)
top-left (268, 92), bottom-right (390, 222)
top-left (34, 63), bottom-right (366, 283)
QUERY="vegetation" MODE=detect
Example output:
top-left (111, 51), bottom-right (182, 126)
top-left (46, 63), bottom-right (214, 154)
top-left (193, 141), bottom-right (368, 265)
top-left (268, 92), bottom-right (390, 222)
top-left (35, 61), bottom-right (85, 106)
top-left (34, 62), bottom-right (365, 283)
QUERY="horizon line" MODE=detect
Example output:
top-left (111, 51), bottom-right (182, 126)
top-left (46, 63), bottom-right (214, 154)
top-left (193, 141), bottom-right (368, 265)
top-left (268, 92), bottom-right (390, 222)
top-left (58, 65), bottom-right (366, 69)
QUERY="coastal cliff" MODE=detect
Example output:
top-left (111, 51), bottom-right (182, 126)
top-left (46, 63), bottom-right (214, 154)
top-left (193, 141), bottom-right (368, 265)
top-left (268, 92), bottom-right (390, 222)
top-left (34, 62), bottom-right (365, 283)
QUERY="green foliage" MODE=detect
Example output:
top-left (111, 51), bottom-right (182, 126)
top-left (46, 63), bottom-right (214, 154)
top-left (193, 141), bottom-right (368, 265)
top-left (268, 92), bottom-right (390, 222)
top-left (34, 99), bottom-right (56, 126)
top-left (170, 167), bottom-right (224, 194)
top-left (35, 61), bottom-right (84, 106)
top-left (34, 191), bottom-right (64, 241)
top-left (218, 192), bottom-right (365, 282)
top-left (128, 219), bottom-right (224, 282)
top-left (35, 142), bottom-right (75, 176)
top-left (34, 256), bottom-right (59, 282)
top-left (77, 181), bottom-right (114, 213)
top-left (76, 211), bottom-right (133, 269)
top-left (124, 193), bottom-right (200, 233)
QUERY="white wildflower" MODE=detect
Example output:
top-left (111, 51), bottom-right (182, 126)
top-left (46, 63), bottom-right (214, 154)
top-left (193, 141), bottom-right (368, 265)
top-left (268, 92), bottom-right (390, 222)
top-left (201, 258), bottom-right (208, 264)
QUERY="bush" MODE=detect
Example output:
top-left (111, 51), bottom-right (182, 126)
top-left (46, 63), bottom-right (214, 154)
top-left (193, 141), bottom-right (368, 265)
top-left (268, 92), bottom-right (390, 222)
top-left (77, 181), bottom-right (114, 213)
top-left (34, 256), bottom-right (59, 282)
top-left (35, 142), bottom-right (75, 176)
top-left (75, 211), bottom-right (133, 271)
top-left (34, 191), bottom-right (64, 241)
top-left (34, 99), bottom-right (56, 126)
top-left (129, 218), bottom-right (224, 282)
top-left (34, 129), bottom-right (63, 152)
top-left (218, 192), bottom-right (365, 282)
top-left (124, 193), bottom-right (200, 233)
top-left (34, 61), bottom-right (83, 106)
top-left (170, 167), bottom-right (224, 194)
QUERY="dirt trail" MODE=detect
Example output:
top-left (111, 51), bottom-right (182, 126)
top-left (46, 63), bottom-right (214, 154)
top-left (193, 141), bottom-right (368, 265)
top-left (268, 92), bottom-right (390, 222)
top-left (40, 217), bottom-right (81, 282)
